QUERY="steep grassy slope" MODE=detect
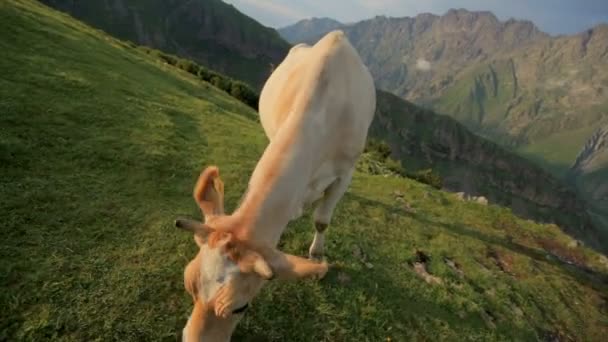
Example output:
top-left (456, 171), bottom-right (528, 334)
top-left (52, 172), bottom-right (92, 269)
top-left (40, 0), bottom-right (290, 89)
top-left (2, 1), bottom-right (608, 341)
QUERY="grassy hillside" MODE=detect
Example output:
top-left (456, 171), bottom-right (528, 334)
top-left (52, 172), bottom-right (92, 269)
top-left (40, 0), bottom-right (291, 89)
top-left (2, 1), bottom-right (608, 341)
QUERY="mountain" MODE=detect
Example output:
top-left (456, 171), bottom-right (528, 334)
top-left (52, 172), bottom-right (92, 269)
top-left (39, 0), bottom-right (291, 88)
top-left (278, 17), bottom-right (344, 44)
top-left (3, 2), bottom-right (608, 340)
top-left (280, 9), bottom-right (608, 229)
top-left (568, 127), bottom-right (608, 214)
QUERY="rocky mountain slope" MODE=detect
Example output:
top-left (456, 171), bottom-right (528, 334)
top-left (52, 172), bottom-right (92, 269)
top-left (279, 17), bottom-right (344, 44)
top-left (280, 11), bottom-right (608, 171)
top-left (40, 0), bottom-right (290, 88)
top-left (3, 2), bottom-right (608, 340)
top-left (373, 91), bottom-right (605, 250)
top-left (568, 127), bottom-right (608, 212)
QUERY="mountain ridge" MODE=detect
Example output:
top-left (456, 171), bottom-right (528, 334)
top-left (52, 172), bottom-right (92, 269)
top-left (279, 9), bottom-right (607, 42)
top-left (279, 17), bottom-right (344, 44)
top-left (279, 9), bottom-right (608, 234)
top-left (40, 0), bottom-right (291, 88)
top-left (278, 11), bottom-right (608, 153)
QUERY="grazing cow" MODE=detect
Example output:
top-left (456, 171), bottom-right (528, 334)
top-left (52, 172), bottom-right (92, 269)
top-left (174, 30), bottom-right (376, 341)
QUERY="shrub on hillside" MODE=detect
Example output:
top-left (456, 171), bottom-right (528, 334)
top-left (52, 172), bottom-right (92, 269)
top-left (362, 138), bottom-right (443, 189)
top-left (364, 138), bottom-right (392, 159)
top-left (176, 59), bottom-right (200, 75)
top-left (230, 81), bottom-right (258, 108)
top-left (384, 158), bottom-right (406, 176)
top-left (135, 46), bottom-right (259, 110)
top-left (197, 68), bottom-right (217, 83)
top-left (158, 52), bottom-right (178, 66)
top-left (210, 76), bottom-right (230, 92)
top-left (407, 169), bottom-right (443, 189)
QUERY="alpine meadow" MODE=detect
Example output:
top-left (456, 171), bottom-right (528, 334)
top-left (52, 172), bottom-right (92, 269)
top-left (1, 1), bottom-right (608, 341)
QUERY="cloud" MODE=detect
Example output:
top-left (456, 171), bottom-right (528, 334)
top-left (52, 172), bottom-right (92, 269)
top-left (416, 58), bottom-right (432, 71)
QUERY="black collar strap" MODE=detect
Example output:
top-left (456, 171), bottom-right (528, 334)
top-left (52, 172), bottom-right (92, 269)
top-left (232, 303), bottom-right (249, 314)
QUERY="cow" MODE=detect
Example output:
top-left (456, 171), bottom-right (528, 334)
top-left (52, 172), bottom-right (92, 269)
top-left (174, 30), bottom-right (377, 341)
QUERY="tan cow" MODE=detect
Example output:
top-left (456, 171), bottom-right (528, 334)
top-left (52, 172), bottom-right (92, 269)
top-left (175, 30), bottom-right (376, 341)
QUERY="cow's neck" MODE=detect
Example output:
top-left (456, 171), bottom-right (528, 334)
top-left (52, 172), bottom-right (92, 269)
top-left (235, 108), bottom-right (320, 247)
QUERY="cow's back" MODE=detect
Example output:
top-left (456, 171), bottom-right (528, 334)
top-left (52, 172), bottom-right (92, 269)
top-left (254, 31), bottom-right (376, 223)
top-left (258, 30), bottom-right (376, 151)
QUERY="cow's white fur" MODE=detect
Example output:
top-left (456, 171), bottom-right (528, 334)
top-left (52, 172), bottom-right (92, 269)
top-left (199, 242), bottom-right (240, 300)
top-left (236, 30), bottom-right (376, 247)
top-left (182, 30), bottom-right (376, 341)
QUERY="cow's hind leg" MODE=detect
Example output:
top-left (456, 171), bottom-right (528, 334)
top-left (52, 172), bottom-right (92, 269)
top-left (309, 168), bottom-right (354, 261)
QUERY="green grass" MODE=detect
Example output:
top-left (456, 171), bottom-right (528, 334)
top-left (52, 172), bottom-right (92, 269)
top-left (2, 1), bottom-right (608, 341)
top-left (517, 126), bottom-right (599, 177)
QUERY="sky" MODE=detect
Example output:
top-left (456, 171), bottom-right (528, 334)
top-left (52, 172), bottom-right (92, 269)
top-left (223, 0), bottom-right (608, 35)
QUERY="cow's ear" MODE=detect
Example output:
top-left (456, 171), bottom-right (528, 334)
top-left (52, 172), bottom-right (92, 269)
top-left (250, 246), bottom-right (328, 280)
top-left (235, 250), bottom-right (274, 280)
top-left (193, 166), bottom-right (225, 220)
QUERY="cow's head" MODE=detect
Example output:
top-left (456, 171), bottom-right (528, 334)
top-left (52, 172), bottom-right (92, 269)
top-left (176, 166), bottom-right (328, 341)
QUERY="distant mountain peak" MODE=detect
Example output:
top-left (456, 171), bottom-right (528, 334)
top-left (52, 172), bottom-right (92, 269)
top-left (288, 17), bottom-right (342, 27)
top-left (415, 12), bottom-right (439, 20)
top-left (40, 0), bottom-right (290, 88)
top-left (278, 17), bottom-right (343, 43)
top-left (444, 8), bottom-right (498, 20)
top-left (307, 16), bottom-right (339, 22)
